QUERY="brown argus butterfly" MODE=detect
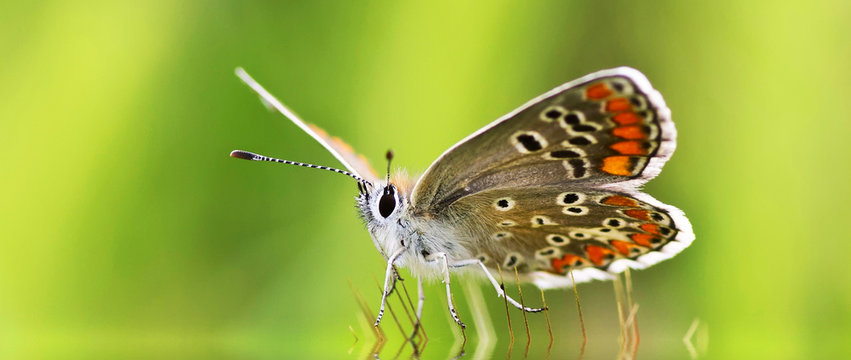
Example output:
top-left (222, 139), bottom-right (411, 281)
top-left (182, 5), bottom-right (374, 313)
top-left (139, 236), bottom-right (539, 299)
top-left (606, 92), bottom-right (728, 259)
top-left (230, 67), bottom-right (694, 328)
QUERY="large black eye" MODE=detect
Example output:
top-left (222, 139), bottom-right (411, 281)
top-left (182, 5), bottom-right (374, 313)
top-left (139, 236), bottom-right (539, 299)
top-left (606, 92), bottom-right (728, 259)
top-left (378, 186), bottom-right (396, 218)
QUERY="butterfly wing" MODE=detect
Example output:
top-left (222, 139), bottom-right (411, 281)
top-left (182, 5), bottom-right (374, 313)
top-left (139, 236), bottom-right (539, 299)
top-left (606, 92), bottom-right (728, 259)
top-left (409, 67), bottom-right (692, 284)
top-left (450, 187), bottom-right (694, 287)
top-left (411, 67), bottom-right (674, 211)
top-left (236, 68), bottom-right (379, 182)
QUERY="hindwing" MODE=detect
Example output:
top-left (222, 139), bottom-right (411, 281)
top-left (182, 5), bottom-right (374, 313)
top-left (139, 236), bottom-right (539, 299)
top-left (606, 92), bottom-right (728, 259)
top-left (447, 187), bottom-right (694, 286)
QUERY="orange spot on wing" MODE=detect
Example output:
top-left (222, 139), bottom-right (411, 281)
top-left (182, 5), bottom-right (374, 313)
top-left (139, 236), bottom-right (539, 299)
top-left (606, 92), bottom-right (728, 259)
top-left (585, 245), bottom-right (617, 266)
top-left (330, 136), bottom-right (354, 153)
top-left (612, 112), bottom-right (643, 125)
top-left (356, 154), bottom-right (379, 178)
top-left (630, 233), bottom-right (658, 247)
top-left (308, 124), bottom-right (328, 137)
top-left (602, 156), bottom-right (634, 176)
top-left (606, 98), bottom-right (632, 113)
top-left (610, 240), bottom-right (640, 256)
top-left (624, 209), bottom-right (651, 220)
top-left (551, 254), bottom-right (585, 274)
top-left (610, 141), bottom-right (648, 155)
top-left (640, 223), bottom-right (662, 235)
top-left (613, 125), bottom-right (647, 140)
top-left (602, 195), bottom-right (639, 207)
top-left (586, 83), bottom-right (613, 100)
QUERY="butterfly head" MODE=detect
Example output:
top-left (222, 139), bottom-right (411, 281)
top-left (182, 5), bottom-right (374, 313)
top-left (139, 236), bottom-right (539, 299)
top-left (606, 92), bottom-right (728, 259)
top-left (360, 182), bottom-right (405, 221)
top-left (358, 149), bottom-right (409, 222)
top-left (359, 162), bottom-right (417, 222)
top-left (357, 177), bottom-right (419, 260)
top-left (358, 153), bottom-right (415, 255)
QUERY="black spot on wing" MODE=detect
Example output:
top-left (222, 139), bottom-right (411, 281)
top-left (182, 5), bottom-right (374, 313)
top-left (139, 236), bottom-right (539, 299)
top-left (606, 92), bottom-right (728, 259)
top-left (516, 134), bottom-right (543, 151)
top-left (550, 150), bottom-right (582, 158)
top-left (568, 137), bottom-right (592, 146)
top-left (568, 159), bottom-right (586, 178)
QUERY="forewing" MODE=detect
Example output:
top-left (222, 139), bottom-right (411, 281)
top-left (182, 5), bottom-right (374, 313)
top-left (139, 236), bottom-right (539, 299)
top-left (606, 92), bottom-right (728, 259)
top-left (236, 68), bottom-right (379, 182)
top-left (448, 186), bottom-right (694, 287)
top-left (411, 67), bottom-right (674, 211)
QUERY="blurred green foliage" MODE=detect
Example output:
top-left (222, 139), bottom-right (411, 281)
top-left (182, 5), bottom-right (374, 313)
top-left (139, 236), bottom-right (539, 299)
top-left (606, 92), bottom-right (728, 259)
top-left (1, 1), bottom-right (850, 359)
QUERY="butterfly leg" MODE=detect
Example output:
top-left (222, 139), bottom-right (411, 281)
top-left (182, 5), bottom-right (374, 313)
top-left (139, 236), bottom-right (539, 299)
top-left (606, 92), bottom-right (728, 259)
top-left (453, 259), bottom-right (546, 313)
top-left (416, 276), bottom-right (425, 322)
top-left (426, 252), bottom-right (466, 329)
top-left (374, 247), bottom-right (406, 327)
top-left (408, 277), bottom-right (426, 336)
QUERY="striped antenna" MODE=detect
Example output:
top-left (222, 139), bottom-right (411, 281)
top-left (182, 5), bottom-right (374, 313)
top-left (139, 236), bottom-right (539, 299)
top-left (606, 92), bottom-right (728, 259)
top-left (234, 67), bottom-right (368, 178)
top-left (384, 150), bottom-right (393, 184)
top-left (230, 150), bottom-right (371, 185)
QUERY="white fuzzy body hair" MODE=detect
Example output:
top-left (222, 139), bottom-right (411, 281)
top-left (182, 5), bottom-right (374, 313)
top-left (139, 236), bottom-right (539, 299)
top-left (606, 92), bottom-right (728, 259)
top-left (358, 179), bottom-right (474, 281)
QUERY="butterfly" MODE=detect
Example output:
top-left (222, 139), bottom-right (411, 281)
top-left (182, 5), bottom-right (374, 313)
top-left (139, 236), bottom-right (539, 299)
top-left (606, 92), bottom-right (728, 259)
top-left (230, 67), bottom-right (694, 328)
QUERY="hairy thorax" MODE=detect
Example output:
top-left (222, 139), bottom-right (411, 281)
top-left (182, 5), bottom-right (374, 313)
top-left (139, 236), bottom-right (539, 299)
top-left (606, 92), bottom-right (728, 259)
top-left (359, 176), bottom-right (474, 280)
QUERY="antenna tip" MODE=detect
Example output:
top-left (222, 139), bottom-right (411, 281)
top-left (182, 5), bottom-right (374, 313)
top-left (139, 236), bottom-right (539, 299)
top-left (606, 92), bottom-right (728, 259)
top-left (230, 150), bottom-right (256, 160)
top-left (385, 150), bottom-right (394, 161)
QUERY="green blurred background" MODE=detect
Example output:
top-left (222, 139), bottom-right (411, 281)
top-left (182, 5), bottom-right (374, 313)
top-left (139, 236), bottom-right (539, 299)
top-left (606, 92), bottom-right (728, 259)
top-left (1, 1), bottom-right (849, 359)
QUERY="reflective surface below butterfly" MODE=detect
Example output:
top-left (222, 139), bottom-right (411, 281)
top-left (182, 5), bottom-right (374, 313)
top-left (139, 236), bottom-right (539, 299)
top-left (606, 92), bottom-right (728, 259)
top-left (231, 67), bottom-right (694, 328)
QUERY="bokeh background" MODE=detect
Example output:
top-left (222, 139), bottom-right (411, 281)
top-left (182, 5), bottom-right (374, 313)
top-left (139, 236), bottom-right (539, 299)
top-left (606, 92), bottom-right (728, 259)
top-left (2, 1), bottom-right (850, 359)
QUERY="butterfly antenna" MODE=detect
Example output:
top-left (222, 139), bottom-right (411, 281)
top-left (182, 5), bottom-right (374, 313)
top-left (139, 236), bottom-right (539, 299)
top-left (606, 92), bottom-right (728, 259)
top-left (230, 150), bottom-right (372, 186)
top-left (385, 150), bottom-right (393, 183)
top-left (234, 68), bottom-right (371, 177)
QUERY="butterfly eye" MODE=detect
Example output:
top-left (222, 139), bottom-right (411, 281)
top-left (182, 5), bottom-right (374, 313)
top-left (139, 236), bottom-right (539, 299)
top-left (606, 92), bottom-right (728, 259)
top-left (378, 186), bottom-right (397, 218)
